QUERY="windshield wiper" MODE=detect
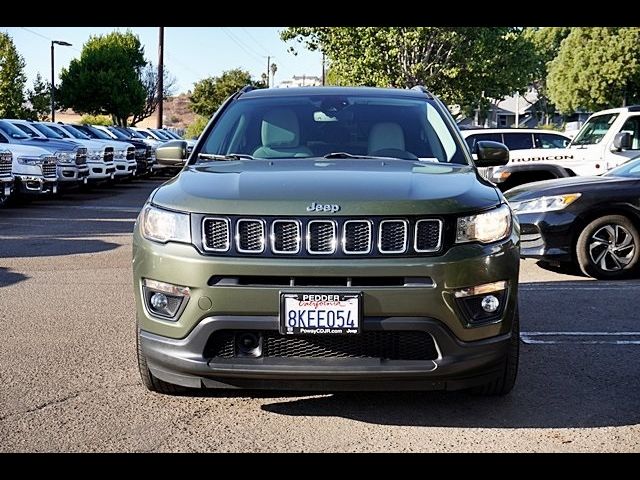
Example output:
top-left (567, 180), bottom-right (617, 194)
top-left (323, 152), bottom-right (379, 159)
top-left (198, 153), bottom-right (255, 161)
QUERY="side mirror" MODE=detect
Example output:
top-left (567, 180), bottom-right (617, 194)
top-left (155, 140), bottom-right (188, 165)
top-left (613, 132), bottom-right (633, 151)
top-left (474, 140), bottom-right (509, 167)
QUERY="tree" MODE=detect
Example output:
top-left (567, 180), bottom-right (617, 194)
top-left (0, 32), bottom-right (27, 118)
top-left (130, 63), bottom-right (176, 126)
top-left (185, 115), bottom-right (209, 139)
top-left (547, 28), bottom-right (640, 113)
top-left (57, 31), bottom-right (147, 126)
top-left (523, 27), bottom-right (571, 124)
top-left (25, 73), bottom-right (51, 121)
top-left (270, 62), bottom-right (278, 87)
top-left (280, 27), bottom-right (537, 117)
top-left (79, 114), bottom-right (112, 126)
top-left (190, 68), bottom-right (264, 117)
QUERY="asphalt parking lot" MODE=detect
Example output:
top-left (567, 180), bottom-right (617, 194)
top-left (1, 179), bottom-right (639, 452)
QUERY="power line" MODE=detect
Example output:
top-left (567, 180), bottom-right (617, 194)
top-left (240, 27), bottom-right (270, 56)
top-left (19, 27), bottom-right (82, 54)
top-left (219, 27), bottom-right (264, 67)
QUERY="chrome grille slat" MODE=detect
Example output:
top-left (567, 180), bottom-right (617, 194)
top-left (415, 219), bottom-right (443, 252)
top-left (307, 220), bottom-right (337, 255)
top-left (41, 157), bottom-right (57, 178)
top-left (75, 148), bottom-right (87, 166)
top-left (272, 220), bottom-right (301, 254)
top-left (236, 219), bottom-right (265, 253)
top-left (342, 220), bottom-right (372, 254)
top-left (202, 218), bottom-right (230, 252)
top-left (378, 220), bottom-right (408, 253)
top-left (0, 152), bottom-right (11, 176)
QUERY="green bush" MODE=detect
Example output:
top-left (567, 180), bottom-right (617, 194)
top-left (80, 114), bottom-right (112, 126)
top-left (185, 115), bottom-right (208, 139)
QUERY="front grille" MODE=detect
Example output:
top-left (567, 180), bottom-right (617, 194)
top-left (202, 218), bottom-right (230, 252)
top-left (379, 220), bottom-right (408, 253)
top-left (236, 219), bottom-right (264, 252)
top-left (103, 147), bottom-right (114, 163)
top-left (145, 146), bottom-right (152, 159)
top-left (271, 220), bottom-right (301, 253)
top-left (308, 220), bottom-right (336, 254)
top-left (135, 148), bottom-right (146, 160)
top-left (206, 330), bottom-right (438, 361)
top-left (126, 147), bottom-right (135, 160)
top-left (343, 220), bottom-right (372, 254)
top-left (414, 219), bottom-right (442, 252)
top-left (0, 151), bottom-right (11, 176)
top-left (75, 148), bottom-right (87, 166)
top-left (200, 216), bottom-right (445, 257)
top-left (41, 158), bottom-right (57, 178)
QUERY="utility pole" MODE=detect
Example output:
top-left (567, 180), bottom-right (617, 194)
top-left (157, 27), bottom-right (164, 129)
top-left (266, 56), bottom-right (270, 88)
top-left (514, 91), bottom-right (520, 128)
top-left (322, 51), bottom-right (325, 86)
top-left (50, 40), bottom-right (72, 122)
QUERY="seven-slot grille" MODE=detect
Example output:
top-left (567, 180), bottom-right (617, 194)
top-left (135, 148), bottom-right (147, 160)
top-left (201, 216), bottom-right (444, 257)
top-left (103, 147), bottom-right (114, 163)
top-left (126, 147), bottom-right (136, 160)
top-left (0, 151), bottom-right (11, 176)
top-left (75, 148), bottom-right (87, 166)
top-left (41, 157), bottom-right (57, 177)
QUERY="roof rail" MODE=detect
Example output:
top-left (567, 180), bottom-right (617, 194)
top-left (411, 85), bottom-right (434, 98)
top-left (237, 85), bottom-right (257, 97)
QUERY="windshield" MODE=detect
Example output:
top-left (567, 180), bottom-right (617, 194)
top-left (132, 129), bottom-right (152, 139)
top-left (0, 120), bottom-right (31, 139)
top-left (199, 94), bottom-right (465, 163)
top-left (46, 125), bottom-right (72, 138)
top-left (13, 123), bottom-right (39, 138)
top-left (571, 113), bottom-right (618, 146)
top-left (151, 128), bottom-right (171, 140)
top-left (107, 127), bottom-right (131, 140)
top-left (61, 125), bottom-right (91, 140)
top-left (32, 123), bottom-right (64, 139)
top-left (73, 124), bottom-right (110, 140)
top-left (605, 157), bottom-right (640, 177)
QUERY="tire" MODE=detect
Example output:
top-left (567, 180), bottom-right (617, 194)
top-left (576, 215), bottom-right (640, 280)
top-left (472, 308), bottom-right (519, 396)
top-left (136, 330), bottom-right (188, 395)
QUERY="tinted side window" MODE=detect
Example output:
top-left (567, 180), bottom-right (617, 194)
top-left (502, 133), bottom-right (533, 150)
top-left (535, 133), bottom-right (570, 149)
top-left (465, 133), bottom-right (502, 151)
top-left (619, 116), bottom-right (640, 150)
top-left (0, 132), bottom-right (7, 143)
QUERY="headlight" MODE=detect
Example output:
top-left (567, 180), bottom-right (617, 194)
top-left (17, 156), bottom-right (43, 165)
top-left (87, 149), bottom-right (102, 160)
top-left (456, 204), bottom-right (512, 244)
top-left (139, 204), bottom-right (191, 244)
top-left (510, 193), bottom-right (581, 214)
top-left (55, 151), bottom-right (74, 164)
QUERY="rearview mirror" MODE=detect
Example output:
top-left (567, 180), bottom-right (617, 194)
top-left (474, 140), bottom-right (509, 167)
top-left (155, 140), bottom-right (188, 165)
top-left (613, 132), bottom-right (633, 151)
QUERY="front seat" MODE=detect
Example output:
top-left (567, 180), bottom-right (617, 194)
top-left (368, 122), bottom-right (407, 158)
top-left (252, 108), bottom-right (313, 158)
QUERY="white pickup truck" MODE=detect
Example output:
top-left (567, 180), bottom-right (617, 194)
top-left (467, 106), bottom-right (640, 190)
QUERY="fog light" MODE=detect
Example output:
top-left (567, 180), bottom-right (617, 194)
top-left (481, 295), bottom-right (500, 313)
top-left (150, 292), bottom-right (168, 310)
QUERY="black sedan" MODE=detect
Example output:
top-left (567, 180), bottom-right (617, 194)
top-left (505, 158), bottom-right (640, 279)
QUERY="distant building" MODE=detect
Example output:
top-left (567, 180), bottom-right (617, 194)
top-left (277, 75), bottom-right (323, 88)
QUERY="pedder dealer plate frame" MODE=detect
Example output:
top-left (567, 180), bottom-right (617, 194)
top-left (279, 292), bottom-right (362, 335)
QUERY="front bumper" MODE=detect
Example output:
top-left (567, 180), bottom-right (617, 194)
top-left (134, 229), bottom-right (519, 390)
top-left (87, 162), bottom-right (116, 180)
top-left (58, 165), bottom-right (89, 184)
top-left (517, 210), bottom-right (578, 262)
top-left (114, 160), bottom-right (136, 177)
top-left (15, 175), bottom-right (57, 195)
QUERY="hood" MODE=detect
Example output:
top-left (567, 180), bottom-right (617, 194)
top-left (66, 138), bottom-right (107, 151)
top-left (151, 158), bottom-right (501, 216)
top-left (505, 174), bottom-right (634, 201)
top-left (25, 137), bottom-right (81, 152)
top-left (3, 143), bottom-right (53, 158)
top-left (84, 139), bottom-right (136, 151)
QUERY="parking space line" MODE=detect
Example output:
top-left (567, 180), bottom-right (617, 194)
top-left (521, 331), bottom-right (640, 345)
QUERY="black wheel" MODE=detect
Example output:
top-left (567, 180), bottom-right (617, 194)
top-left (472, 308), bottom-right (519, 396)
top-left (576, 215), bottom-right (640, 280)
top-left (136, 330), bottom-right (188, 395)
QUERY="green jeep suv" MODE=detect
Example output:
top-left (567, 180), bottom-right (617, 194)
top-left (133, 86), bottom-right (520, 395)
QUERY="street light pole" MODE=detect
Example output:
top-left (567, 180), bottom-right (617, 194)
top-left (50, 40), bottom-right (72, 122)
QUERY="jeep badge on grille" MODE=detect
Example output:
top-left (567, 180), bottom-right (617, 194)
top-left (306, 202), bottom-right (340, 213)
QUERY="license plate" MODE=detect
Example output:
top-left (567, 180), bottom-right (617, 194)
top-left (4, 185), bottom-right (9, 197)
top-left (83, 177), bottom-right (88, 184)
top-left (280, 292), bottom-right (361, 335)
top-left (52, 185), bottom-right (57, 194)
top-left (110, 173), bottom-right (115, 180)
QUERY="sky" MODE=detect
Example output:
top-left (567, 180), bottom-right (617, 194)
top-left (1, 27), bottom-right (323, 94)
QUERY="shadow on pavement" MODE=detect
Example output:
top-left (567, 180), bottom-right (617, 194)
top-left (0, 238), bottom-right (121, 258)
top-left (0, 267), bottom-right (28, 287)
